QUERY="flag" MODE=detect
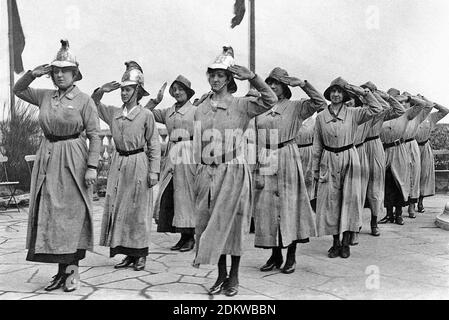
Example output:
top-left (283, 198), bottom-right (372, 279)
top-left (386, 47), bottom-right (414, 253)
top-left (10, 0), bottom-right (25, 73)
top-left (231, 0), bottom-right (246, 28)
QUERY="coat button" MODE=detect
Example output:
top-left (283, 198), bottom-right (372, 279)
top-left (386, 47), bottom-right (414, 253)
top-left (274, 191), bottom-right (280, 197)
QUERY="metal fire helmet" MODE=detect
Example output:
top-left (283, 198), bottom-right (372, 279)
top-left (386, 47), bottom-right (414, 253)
top-left (208, 46), bottom-right (235, 70)
top-left (120, 61), bottom-right (149, 96)
top-left (50, 39), bottom-right (82, 81)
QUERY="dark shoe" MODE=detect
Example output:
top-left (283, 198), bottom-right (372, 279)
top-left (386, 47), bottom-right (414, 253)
top-left (408, 212), bottom-right (416, 218)
top-left (223, 279), bottom-right (239, 297)
top-left (379, 215), bottom-right (394, 224)
top-left (260, 256), bottom-right (283, 271)
top-left (371, 226), bottom-right (380, 236)
top-left (133, 257), bottom-right (146, 271)
top-left (44, 273), bottom-right (65, 291)
top-left (170, 238), bottom-right (185, 251)
top-left (417, 203), bottom-right (425, 213)
top-left (281, 261), bottom-right (296, 274)
top-left (349, 232), bottom-right (359, 246)
top-left (179, 238), bottom-right (195, 252)
top-left (371, 216), bottom-right (381, 236)
top-left (395, 215), bottom-right (404, 225)
top-left (114, 256), bottom-right (135, 269)
top-left (340, 245), bottom-right (350, 258)
top-left (328, 245), bottom-right (341, 258)
top-left (208, 278), bottom-right (227, 295)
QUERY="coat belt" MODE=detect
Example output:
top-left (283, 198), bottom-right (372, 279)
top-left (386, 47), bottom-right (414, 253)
top-left (265, 138), bottom-right (295, 150)
top-left (323, 143), bottom-right (354, 153)
top-left (383, 138), bottom-right (404, 149)
top-left (45, 133), bottom-right (80, 142)
top-left (297, 142), bottom-right (313, 148)
top-left (116, 148), bottom-right (144, 157)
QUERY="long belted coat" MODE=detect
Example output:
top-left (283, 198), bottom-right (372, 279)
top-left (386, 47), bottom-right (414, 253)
top-left (363, 94), bottom-right (405, 216)
top-left (312, 100), bottom-right (382, 236)
top-left (192, 75), bottom-right (277, 266)
top-left (353, 92), bottom-right (383, 210)
top-left (151, 101), bottom-right (197, 231)
top-left (93, 96), bottom-right (161, 250)
top-left (253, 81), bottom-right (325, 248)
top-left (14, 71), bottom-right (101, 257)
top-left (415, 110), bottom-right (448, 197)
top-left (402, 103), bottom-right (433, 200)
top-left (380, 103), bottom-right (426, 205)
top-left (296, 116), bottom-right (316, 199)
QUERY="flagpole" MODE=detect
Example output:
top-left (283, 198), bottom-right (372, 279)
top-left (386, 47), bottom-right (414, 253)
top-left (248, 0), bottom-right (255, 88)
top-left (7, 0), bottom-right (15, 112)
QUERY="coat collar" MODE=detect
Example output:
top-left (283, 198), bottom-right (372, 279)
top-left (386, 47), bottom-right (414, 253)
top-left (115, 104), bottom-right (143, 120)
top-left (168, 101), bottom-right (193, 117)
top-left (52, 85), bottom-right (80, 100)
top-left (267, 99), bottom-right (289, 116)
top-left (323, 104), bottom-right (347, 123)
top-left (201, 96), bottom-right (233, 114)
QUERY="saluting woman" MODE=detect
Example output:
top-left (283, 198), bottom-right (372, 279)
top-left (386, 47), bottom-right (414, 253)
top-left (254, 67), bottom-right (325, 274)
top-left (312, 77), bottom-right (382, 259)
top-left (379, 89), bottom-right (430, 225)
top-left (193, 47), bottom-right (277, 297)
top-left (91, 61), bottom-right (161, 271)
top-left (145, 75), bottom-right (197, 252)
top-left (415, 98), bottom-right (449, 212)
top-left (13, 40), bottom-right (101, 292)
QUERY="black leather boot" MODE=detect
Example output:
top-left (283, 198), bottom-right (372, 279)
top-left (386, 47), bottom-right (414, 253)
top-left (379, 207), bottom-right (394, 224)
top-left (179, 236), bottom-right (195, 252)
top-left (281, 244), bottom-right (296, 274)
top-left (171, 234), bottom-right (186, 251)
top-left (114, 256), bottom-right (135, 269)
top-left (260, 248), bottom-right (283, 271)
top-left (394, 207), bottom-right (404, 225)
top-left (408, 203), bottom-right (416, 218)
top-left (370, 214), bottom-right (380, 236)
top-left (44, 273), bottom-right (65, 291)
top-left (417, 196), bottom-right (425, 213)
top-left (328, 235), bottom-right (341, 258)
top-left (340, 232), bottom-right (351, 258)
top-left (133, 257), bottom-right (146, 271)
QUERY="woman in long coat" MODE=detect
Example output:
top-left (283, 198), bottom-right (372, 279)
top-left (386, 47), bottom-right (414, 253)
top-left (415, 100), bottom-right (449, 212)
top-left (349, 83), bottom-right (405, 244)
top-left (379, 89), bottom-right (430, 225)
top-left (361, 86), bottom-right (405, 236)
top-left (401, 93), bottom-right (434, 218)
top-left (345, 87), bottom-right (382, 245)
top-left (312, 77), bottom-right (382, 259)
top-left (145, 75), bottom-right (197, 252)
top-left (193, 47), bottom-right (277, 297)
top-left (91, 61), bottom-right (161, 271)
top-left (254, 67), bottom-right (325, 274)
top-left (13, 40), bottom-right (100, 292)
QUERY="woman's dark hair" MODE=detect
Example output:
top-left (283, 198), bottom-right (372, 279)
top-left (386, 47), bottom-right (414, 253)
top-left (265, 78), bottom-right (291, 99)
top-left (206, 68), bottom-right (237, 94)
top-left (172, 81), bottom-right (195, 100)
top-left (136, 86), bottom-right (145, 103)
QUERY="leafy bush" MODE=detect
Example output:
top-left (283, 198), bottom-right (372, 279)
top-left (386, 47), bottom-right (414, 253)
top-left (0, 101), bottom-right (42, 191)
top-left (430, 124), bottom-right (449, 151)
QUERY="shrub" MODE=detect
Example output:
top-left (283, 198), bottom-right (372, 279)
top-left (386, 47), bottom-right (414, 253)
top-left (430, 123), bottom-right (449, 151)
top-left (0, 101), bottom-right (42, 191)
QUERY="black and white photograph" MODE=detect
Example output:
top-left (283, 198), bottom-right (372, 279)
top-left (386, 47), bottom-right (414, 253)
top-left (1, 0), bottom-right (449, 307)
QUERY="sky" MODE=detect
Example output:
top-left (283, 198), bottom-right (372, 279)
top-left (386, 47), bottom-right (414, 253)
top-left (2, 0), bottom-right (449, 125)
